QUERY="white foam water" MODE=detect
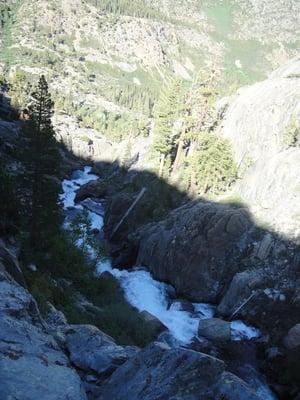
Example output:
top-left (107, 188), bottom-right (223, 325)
top-left (61, 167), bottom-right (262, 345)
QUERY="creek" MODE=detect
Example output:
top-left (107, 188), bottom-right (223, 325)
top-left (60, 166), bottom-right (276, 399)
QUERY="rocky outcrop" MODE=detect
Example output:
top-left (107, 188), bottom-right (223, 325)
top-left (137, 201), bottom-right (256, 302)
top-left (65, 325), bottom-right (132, 377)
top-left (0, 269), bottom-right (87, 400)
top-left (217, 270), bottom-right (265, 317)
top-left (139, 311), bottom-right (167, 337)
top-left (220, 56), bottom-right (300, 239)
top-left (98, 342), bottom-right (262, 400)
top-left (75, 179), bottom-right (108, 203)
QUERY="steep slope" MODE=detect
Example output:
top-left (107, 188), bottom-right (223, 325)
top-left (220, 56), bottom-right (300, 237)
top-left (0, 0), bottom-right (299, 129)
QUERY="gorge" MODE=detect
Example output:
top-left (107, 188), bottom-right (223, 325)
top-left (0, 1), bottom-right (300, 399)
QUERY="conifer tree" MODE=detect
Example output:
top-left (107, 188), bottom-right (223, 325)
top-left (20, 75), bottom-right (62, 249)
top-left (189, 133), bottom-right (237, 196)
top-left (152, 77), bottom-right (183, 176)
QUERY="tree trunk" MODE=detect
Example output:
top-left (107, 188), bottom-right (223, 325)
top-left (190, 169), bottom-right (198, 197)
top-left (158, 154), bottom-right (165, 177)
top-left (173, 139), bottom-right (184, 172)
top-left (110, 188), bottom-right (147, 240)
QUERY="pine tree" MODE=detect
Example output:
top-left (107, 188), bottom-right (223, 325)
top-left (20, 75), bottom-right (62, 250)
top-left (189, 133), bottom-right (237, 196)
top-left (152, 77), bottom-right (183, 176)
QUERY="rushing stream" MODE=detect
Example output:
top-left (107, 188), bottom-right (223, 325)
top-left (60, 166), bottom-right (276, 399)
top-left (60, 166), bottom-right (261, 343)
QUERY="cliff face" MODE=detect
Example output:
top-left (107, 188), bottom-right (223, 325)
top-left (220, 56), bottom-right (300, 238)
top-left (136, 58), bottom-right (300, 298)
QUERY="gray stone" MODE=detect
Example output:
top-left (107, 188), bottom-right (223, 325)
top-left (137, 201), bottom-right (254, 302)
top-left (0, 271), bottom-right (86, 400)
top-left (98, 342), bottom-right (225, 400)
top-left (81, 197), bottom-right (105, 215)
top-left (65, 324), bottom-right (129, 376)
top-left (75, 179), bottom-right (107, 203)
top-left (283, 324), bottom-right (300, 349)
top-left (198, 318), bottom-right (231, 342)
top-left (139, 310), bottom-right (167, 336)
top-left (170, 299), bottom-right (195, 313)
top-left (46, 302), bottom-right (68, 330)
top-left (254, 234), bottom-right (274, 260)
top-left (218, 270), bottom-right (264, 317)
top-left (212, 372), bottom-right (262, 400)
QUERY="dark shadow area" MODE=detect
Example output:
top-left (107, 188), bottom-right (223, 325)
top-left (1, 95), bottom-right (300, 399)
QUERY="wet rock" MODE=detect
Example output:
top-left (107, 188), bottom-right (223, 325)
top-left (169, 299), bottom-right (195, 313)
top-left (81, 198), bottom-right (105, 216)
top-left (65, 324), bottom-right (129, 377)
top-left (75, 179), bottom-right (107, 203)
top-left (283, 324), bottom-right (300, 349)
top-left (198, 318), bottom-right (231, 342)
top-left (157, 331), bottom-right (182, 348)
top-left (139, 311), bottom-right (167, 337)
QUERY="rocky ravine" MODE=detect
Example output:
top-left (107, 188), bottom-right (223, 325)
top-left (0, 240), bottom-right (269, 400)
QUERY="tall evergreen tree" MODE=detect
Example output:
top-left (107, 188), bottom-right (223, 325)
top-left (152, 77), bottom-right (183, 176)
top-left (20, 75), bottom-right (62, 249)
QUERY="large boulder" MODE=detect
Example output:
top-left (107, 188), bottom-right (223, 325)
top-left (98, 342), bottom-right (262, 400)
top-left (139, 311), bottom-right (167, 337)
top-left (75, 179), bottom-right (107, 203)
top-left (65, 325), bottom-right (130, 377)
top-left (217, 270), bottom-right (264, 317)
top-left (198, 318), bottom-right (231, 342)
top-left (137, 201), bottom-right (255, 302)
top-left (0, 270), bottom-right (86, 400)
